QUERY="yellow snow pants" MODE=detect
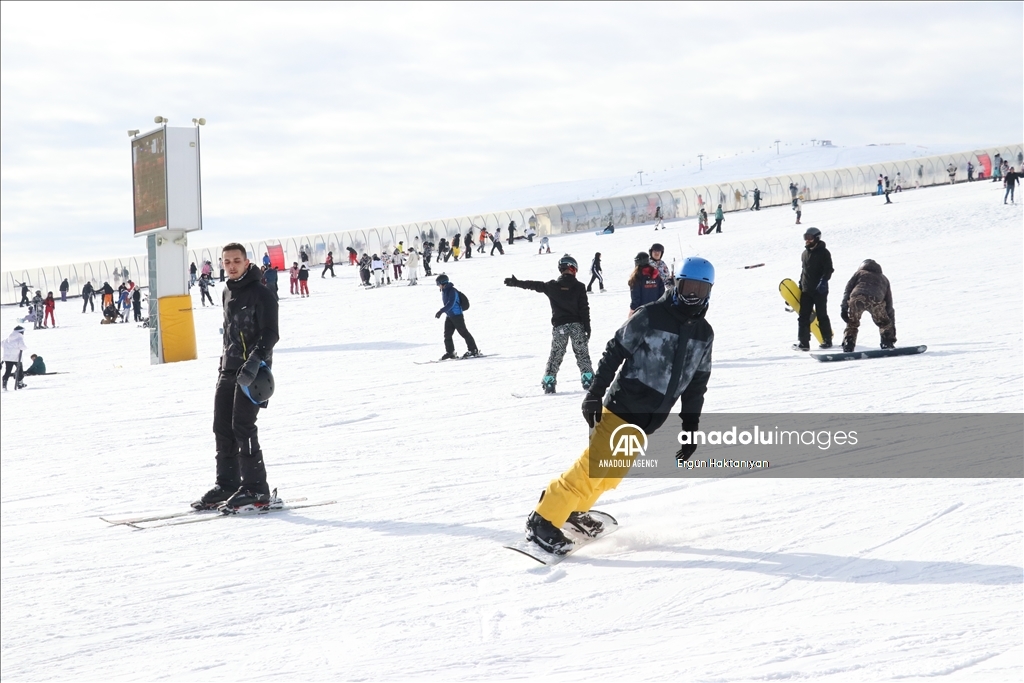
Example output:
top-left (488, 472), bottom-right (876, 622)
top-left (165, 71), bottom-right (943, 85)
top-left (535, 408), bottom-right (636, 528)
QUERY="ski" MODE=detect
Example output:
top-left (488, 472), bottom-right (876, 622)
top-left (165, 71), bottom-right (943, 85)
top-left (115, 500), bottom-right (338, 529)
top-left (511, 389), bottom-right (586, 399)
top-left (505, 510), bottom-right (619, 566)
top-left (414, 353), bottom-right (497, 365)
top-left (811, 345), bottom-right (927, 362)
top-left (101, 496), bottom-right (310, 526)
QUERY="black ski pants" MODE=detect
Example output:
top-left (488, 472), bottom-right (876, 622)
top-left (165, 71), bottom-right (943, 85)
top-left (3, 361), bottom-right (22, 387)
top-left (322, 264), bottom-right (335, 278)
top-left (212, 369), bottom-right (269, 494)
top-left (587, 272), bottom-right (604, 291)
top-left (82, 295), bottom-right (94, 312)
top-left (444, 314), bottom-right (478, 355)
top-left (798, 290), bottom-right (833, 346)
top-left (491, 241), bottom-right (504, 255)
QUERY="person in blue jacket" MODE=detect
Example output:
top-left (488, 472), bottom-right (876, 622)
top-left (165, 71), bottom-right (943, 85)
top-left (435, 274), bottom-right (480, 360)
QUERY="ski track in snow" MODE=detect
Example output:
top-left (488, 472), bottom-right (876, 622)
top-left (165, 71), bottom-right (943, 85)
top-left (1, 180), bottom-right (1021, 681)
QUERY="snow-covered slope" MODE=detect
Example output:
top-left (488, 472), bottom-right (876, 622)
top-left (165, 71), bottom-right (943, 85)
top-left (1, 179), bottom-right (1020, 681)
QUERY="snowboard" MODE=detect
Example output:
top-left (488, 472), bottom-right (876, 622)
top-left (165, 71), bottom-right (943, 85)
top-left (505, 510), bottom-right (619, 566)
top-left (779, 278), bottom-right (824, 344)
top-left (811, 345), bottom-right (927, 362)
top-left (414, 353), bottom-right (496, 365)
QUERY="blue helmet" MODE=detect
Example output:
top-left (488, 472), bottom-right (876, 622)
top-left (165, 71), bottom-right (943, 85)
top-left (674, 257), bottom-right (715, 306)
top-left (240, 362), bottom-right (275, 405)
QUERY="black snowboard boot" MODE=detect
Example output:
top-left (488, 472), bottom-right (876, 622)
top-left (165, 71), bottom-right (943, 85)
top-left (526, 512), bottom-right (574, 555)
top-left (192, 485), bottom-right (236, 511)
top-left (819, 339), bottom-right (833, 349)
top-left (842, 335), bottom-right (856, 353)
top-left (566, 511), bottom-right (604, 538)
top-left (792, 343), bottom-right (810, 351)
top-left (879, 338), bottom-right (896, 350)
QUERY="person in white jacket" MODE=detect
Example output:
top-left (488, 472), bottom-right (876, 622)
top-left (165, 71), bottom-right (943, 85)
top-left (2, 326), bottom-right (29, 390)
top-left (371, 254), bottom-right (385, 287)
top-left (405, 249), bottom-right (420, 286)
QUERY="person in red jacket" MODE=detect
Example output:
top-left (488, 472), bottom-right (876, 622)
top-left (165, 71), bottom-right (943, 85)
top-left (628, 253), bottom-right (665, 317)
top-left (322, 251), bottom-right (335, 278)
top-left (43, 292), bottom-right (56, 328)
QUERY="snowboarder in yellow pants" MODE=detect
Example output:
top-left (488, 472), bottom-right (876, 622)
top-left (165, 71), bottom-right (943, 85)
top-left (526, 257), bottom-right (717, 554)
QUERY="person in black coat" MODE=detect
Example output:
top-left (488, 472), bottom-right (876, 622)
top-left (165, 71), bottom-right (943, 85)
top-left (504, 254), bottom-right (593, 393)
top-left (81, 281), bottom-right (95, 312)
top-left (18, 282), bottom-right (30, 307)
top-left (587, 252), bottom-right (604, 293)
top-left (796, 227), bottom-right (834, 350)
top-left (193, 243), bottom-right (280, 512)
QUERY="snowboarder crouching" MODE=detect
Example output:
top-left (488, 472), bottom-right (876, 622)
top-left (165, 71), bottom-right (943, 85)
top-left (525, 258), bottom-right (715, 555)
top-left (840, 259), bottom-right (896, 353)
top-left (504, 254), bottom-right (593, 394)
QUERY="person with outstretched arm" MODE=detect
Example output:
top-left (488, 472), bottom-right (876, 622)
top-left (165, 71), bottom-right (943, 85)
top-left (504, 254), bottom-right (593, 394)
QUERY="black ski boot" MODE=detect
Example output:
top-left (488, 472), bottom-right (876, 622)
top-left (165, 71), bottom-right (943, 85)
top-left (566, 511), bottom-right (604, 538)
top-left (192, 484), bottom-right (236, 511)
top-left (439, 351), bottom-right (457, 361)
top-left (462, 349), bottom-right (482, 358)
top-left (819, 339), bottom-right (833, 349)
top-left (792, 343), bottom-right (810, 351)
top-left (220, 486), bottom-right (275, 514)
top-left (526, 512), bottom-right (574, 555)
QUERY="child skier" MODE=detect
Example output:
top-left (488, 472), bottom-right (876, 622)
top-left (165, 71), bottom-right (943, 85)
top-left (524, 257), bottom-right (715, 554)
top-left (435, 274), bottom-right (480, 360)
top-left (504, 254), bottom-right (593, 394)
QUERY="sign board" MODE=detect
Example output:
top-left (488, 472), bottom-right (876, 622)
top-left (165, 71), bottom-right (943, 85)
top-left (132, 126), bottom-right (202, 235)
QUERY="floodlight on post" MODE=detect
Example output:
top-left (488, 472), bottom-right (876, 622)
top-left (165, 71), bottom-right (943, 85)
top-left (154, 116), bottom-right (168, 124)
top-left (698, 154), bottom-right (704, 171)
top-left (128, 129), bottom-right (140, 137)
top-left (774, 139), bottom-right (781, 155)
top-left (637, 170), bottom-right (644, 186)
top-left (192, 118), bottom-right (206, 126)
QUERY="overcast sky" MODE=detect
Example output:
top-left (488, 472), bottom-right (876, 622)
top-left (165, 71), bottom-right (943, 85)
top-left (2, 1), bottom-right (1021, 270)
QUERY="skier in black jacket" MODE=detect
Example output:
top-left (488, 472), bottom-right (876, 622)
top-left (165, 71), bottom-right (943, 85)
top-left (193, 243), bottom-right (280, 512)
top-left (505, 255), bottom-right (593, 393)
top-left (81, 281), bottom-right (95, 312)
top-left (587, 252), bottom-right (604, 292)
top-left (524, 257), bottom-right (715, 555)
top-left (796, 227), bottom-right (834, 350)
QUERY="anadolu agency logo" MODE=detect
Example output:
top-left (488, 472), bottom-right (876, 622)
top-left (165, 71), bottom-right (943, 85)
top-left (609, 423), bottom-right (648, 458)
top-left (596, 423), bottom-right (660, 470)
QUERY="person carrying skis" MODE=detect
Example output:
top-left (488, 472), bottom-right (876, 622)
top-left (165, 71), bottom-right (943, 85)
top-left (2, 325), bottom-right (29, 390)
top-left (434, 274), bottom-right (480, 360)
top-left (795, 227), bottom-right (834, 350)
top-left (839, 259), bottom-right (896, 352)
top-left (524, 257), bottom-right (715, 554)
top-left (504, 255), bottom-right (594, 393)
top-left (587, 252), bottom-right (604, 293)
top-left (192, 242), bottom-right (279, 512)
top-left (629, 252), bottom-right (664, 316)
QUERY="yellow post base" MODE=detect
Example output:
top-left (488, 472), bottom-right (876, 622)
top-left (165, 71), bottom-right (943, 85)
top-left (157, 294), bottom-right (197, 362)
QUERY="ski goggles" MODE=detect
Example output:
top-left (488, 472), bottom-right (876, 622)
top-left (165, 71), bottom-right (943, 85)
top-left (676, 279), bottom-right (712, 301)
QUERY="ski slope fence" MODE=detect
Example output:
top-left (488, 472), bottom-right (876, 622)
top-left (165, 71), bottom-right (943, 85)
top-left (3, 144), bottom-right (1021, 304)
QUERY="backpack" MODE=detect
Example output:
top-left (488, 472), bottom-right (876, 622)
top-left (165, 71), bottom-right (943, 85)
top-left (457, 290), bottom-right (470, 310)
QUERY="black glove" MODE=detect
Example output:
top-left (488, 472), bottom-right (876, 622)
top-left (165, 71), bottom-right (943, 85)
top-left (840, 305), bottom-right (850, 323)
top-left (676, 443), bottom-right (697, 462)
top-left (503, 275), bottom-right (518, 287)
top-left (435, 310), bottom-right (443, 319)
top-left (677, 422), bottom-right (699, 461)
top-left (237, 353), bottom-right (262, 387)
top-left (816, 278), bottom-right (829, 295)
top-left (582, 394), bottom-right (603, 428)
